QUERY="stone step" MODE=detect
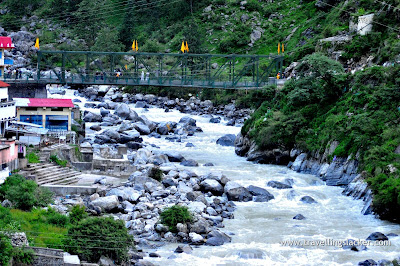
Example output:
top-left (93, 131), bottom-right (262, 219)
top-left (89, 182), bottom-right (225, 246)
top-left (25, 163), bottom-right (54, 171)
top-left (46, 175), bottom-right (80, 185)
top-left (37, 172), bottom-right (80, 185)
top-left (36, 170), bottom-right (79, 183)
top-left (32, 165), bottom-right (64, 174)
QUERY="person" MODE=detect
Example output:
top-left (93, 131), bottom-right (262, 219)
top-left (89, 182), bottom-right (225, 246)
top-left (145, 72), bottom-right (149, 81)
top-left (276, 72), bottom-right (280, 80)
top-left (141, 71), bottom-right (145, 81)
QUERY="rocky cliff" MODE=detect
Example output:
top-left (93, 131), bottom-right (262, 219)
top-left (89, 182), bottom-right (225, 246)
top-left (235, 133), bottom-right (373, 215)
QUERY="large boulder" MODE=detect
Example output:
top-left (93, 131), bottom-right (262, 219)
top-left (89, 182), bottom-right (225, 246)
top-left (106, 187), bottom-right (141, 202)
top-left (133, 122), bottom-right (151, 135)
top-left (216, 134), bottom-right (236, 146)
top-left (115, 103), bottom-right (131, 119)
top-left (247, 185), bottom-right (274, 202)
top-left (200, 179), bottom-right (224, 196)
top-left (224, 181), bottom-right (252, 202)
top-left (366, 232), bottom-right (388, 241)
top-left (164, 151), bottom-right (185, 162)
top-left (205, 230), bottom-right (232, 246)
top-left (117, 121), bottom-right (134, 132)
top-left (83, 112), bottom-right (102, 122)
top-left (267, 181), bottom-right (292, 189)
top-left (179, 116), bottom-right (196, 126)
top-left (101, 129), bottom-right (120, 141)
top-left (189, 217), bottom-right (210, 234)
top-left (91, 195), bottom-right (119, 212)
top-left (134, 148), bottom-right (153, 164)
top-left (180, 159), bottom-right (199, 167)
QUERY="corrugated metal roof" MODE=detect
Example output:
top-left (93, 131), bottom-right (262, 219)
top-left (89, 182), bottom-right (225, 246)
top-left (14, 98), bottom-right (74, 108)
top-left (0, 37), bottom-right (14, 49)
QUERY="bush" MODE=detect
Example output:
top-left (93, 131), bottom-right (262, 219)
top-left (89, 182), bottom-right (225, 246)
top-left (11, 247), bottom-right (34, 264)
top-left (69, 205), bottom-right (88, 225)
top-left (148, 166), bottom-right (164, 182)
top-left (27, 152), bottom-right (40, 163)
top-left (160, 205), bottom-right (193, 232)
top-left (63, 217), bottom-right (133, 263)
top-left (49, 155), bottom-right (68, 167)
top-left (1, 175), bottom-right (53, 210)
top-left (5, 179), bottom-right (37, 211)
top-left (42, 208), bottom-right (69, 227)
top-left (0, 233), bottom-right (13, 266)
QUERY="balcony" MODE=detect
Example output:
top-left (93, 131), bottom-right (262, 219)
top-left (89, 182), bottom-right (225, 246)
top-left (4, 59), bottom-right (13, 65)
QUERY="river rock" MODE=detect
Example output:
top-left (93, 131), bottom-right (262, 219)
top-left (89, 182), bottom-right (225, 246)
top-left (101, 129), bottom-right (120, 140)
top-left (366, 232), bottom-right (388, 241)
top-left (204, 163), bottom-right (214, 166)
top-left (174, 245), bottom-right (193, 254)
top-left (267, 181), bottom-right (292, 189)
top-left (90, 124), bottom-right (102, 131)
top-left (189, 217), bottom-right (210, 234)
top-left (126, 142), bottom-right (143, 150)
top-left (180, 159), bottom-right (199, 167)
top-left (247, 185), bottom-right (275, 202)
top-left (83, 111), bottom-right (102, 122)
top-left (164, 151), bottom-right (185, 162)
top-left (179, 116), bottom-right (196, 126)
top-left (209, 117), bottom-right (221, 123)
top-left (118, 121), bottom-right (134, 132)
top-left (216, 134), bottom-right (236, 146)
top-left (293, 214), bottom-right (306, 220)
top-left (186, 143), bottom-right (195, 147)
top-left (300, 196), bottom-right (317, 204)
top-left (91, 195), bottom-right (119, 212)
top-left (205, 230), bottom-right (231, 246)
top-left (200, 179), bottom-right (224, 196)
top-left (133, 122), bottom-right (151, 135)
top-left (100, 107), bottom-right (110, 117)
top-left (358, 259), bottom-right (377, 266)
top-left (115, 103), bottom-right (131, 119)
top-left (189, 232), bottom-right (204, 244)
top-left (224, 181), bottom-right (252, 202)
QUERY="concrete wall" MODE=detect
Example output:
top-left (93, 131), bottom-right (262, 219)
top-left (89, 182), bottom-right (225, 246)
top-left (8, 83), bottom-right (47, 99)
top-left (92, 158), bottom-right (135, 177)
top-left (0, 139), bottom-right (18, 163)
top-left (42, 184), bottom-right (97, 196)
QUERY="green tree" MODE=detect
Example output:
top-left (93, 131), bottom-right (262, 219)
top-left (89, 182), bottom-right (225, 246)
top-left (63, 217), bottom-right (133, 263)
top-left (0, 233), bottom-right (13, 266)
top-left (91, 27), bottom-right (124, 52)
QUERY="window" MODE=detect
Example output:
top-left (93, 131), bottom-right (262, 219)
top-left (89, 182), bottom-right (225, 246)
top-left (51, 107), bottom-right (63, 111)
top-left (0, 69), bottom-right (2, 77)
top-left (0, 51), bottom-right (2, 59)
top-left (46, 115), bottom-right (68, 131)
top-left (25, 107), bottom-right (37, 111)
top-left (20, 115), bottom-right (43, 125)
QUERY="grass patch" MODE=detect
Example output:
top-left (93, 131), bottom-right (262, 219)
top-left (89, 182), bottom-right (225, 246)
top-left (49, 155), bottom-right (68, 167)
top-left (27, 152), bottom-right (40, 164)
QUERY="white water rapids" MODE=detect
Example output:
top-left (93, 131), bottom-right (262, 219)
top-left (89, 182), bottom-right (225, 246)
top-left (53, 88), bottom-right (400, 266)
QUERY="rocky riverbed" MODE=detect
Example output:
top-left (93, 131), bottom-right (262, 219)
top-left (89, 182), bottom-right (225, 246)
top-left (48, 87), bottom-right (400, 265)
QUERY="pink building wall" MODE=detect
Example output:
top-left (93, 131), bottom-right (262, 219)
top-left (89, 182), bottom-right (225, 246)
top-left (0, 139), bottom-right (18, 164)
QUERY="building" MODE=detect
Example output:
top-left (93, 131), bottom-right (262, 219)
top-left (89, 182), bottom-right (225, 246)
top-left (0, 81), bottom-right (16, 136)
top-left (0, 36), bottom-right (14, 80)
top-left (14, 98), bottom-right (74, 131)
top-left (0, 138), bottom-right (19, 181)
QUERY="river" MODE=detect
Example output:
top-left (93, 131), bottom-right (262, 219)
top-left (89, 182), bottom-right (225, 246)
top-left (53, 87), bottom-right (400, 266)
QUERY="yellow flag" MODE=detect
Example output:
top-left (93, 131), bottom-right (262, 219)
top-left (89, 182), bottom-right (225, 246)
top-left (278, 42), bottom-right (280, 54)
top-left (132, 40), bottom-right (136, 51)
top-left (185, 41), bottom-right (189, 53)
top-left (35, 38), bottom-right (40, 49)
top-left (282, 43), bottom-right (284, 53)
top-left (181, 41), bottom-right (185, 53)
top-left (135, 40), bottom-right (138, 51)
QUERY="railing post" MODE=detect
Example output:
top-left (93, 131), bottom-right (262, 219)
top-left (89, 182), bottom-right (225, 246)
top-left (256, 56), bottom-right (259, 88)
top-left (232, 56), bottom-right (235, 89)
top-left (61, 52), bottom-right (66, 83)
top-left (37, 50), bottom-right (41, 81)
top-left (86, 52), bottom-right (90, 82)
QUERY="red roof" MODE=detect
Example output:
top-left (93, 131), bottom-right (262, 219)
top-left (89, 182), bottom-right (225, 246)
top-left (0, 37), bottom-right (14, 49)
top-left (28, 98), bottom-right (74, 108)
top-left (0, 81), bottom-right (10, 87)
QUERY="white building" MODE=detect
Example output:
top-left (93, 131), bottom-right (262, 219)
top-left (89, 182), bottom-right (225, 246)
top-left (0, 81), bottom-right (16, 136)
top-left (0, 36), bottom-right (14, 80)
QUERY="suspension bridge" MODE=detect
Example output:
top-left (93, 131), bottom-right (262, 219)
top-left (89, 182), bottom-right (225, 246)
top-left (4, 50), bottom-right (284, 89)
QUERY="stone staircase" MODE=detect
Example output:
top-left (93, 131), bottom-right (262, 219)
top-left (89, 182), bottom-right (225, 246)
top-left (23, 163), bottom-right (81, 186)
top-left (39, 144), bottom-right (69, 163)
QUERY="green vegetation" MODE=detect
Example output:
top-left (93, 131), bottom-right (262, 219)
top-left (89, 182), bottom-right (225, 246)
top-left (160, 205), bottom-right (193, 232)
top-left (63, 217), bottom-right (133, 263)
top-left (148, 166), bottom-right (164, 182)
top-left (49, 154), bottom-right (68, 167)
top-left (243, 53), bottom-right (400, 221)
top-left (0, 175), bottom-right (54, 211)
top-left (27, 152), bottom-right (40, 164)
top-left (69, 205), bottom-right (88, 225)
